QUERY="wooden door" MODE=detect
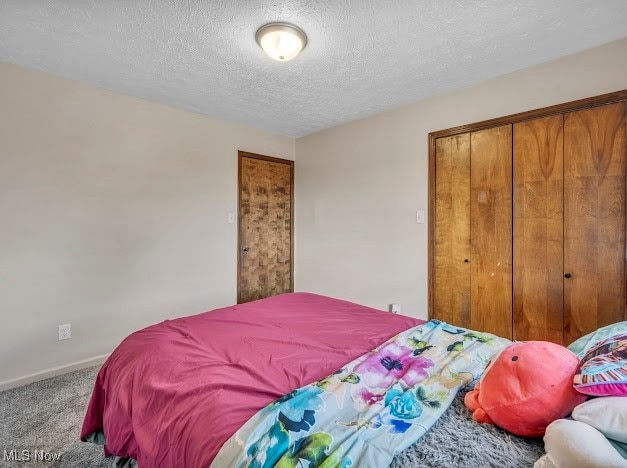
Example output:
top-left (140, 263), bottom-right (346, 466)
top-left (513, 115), bottom-right (564, 343)
top-left (434, 133), bottom-right (471, 326)
top-left (238, 151), bottom-right (293, 303)
top-left (563, 102), bottom-right (626, 343)
top-left (470, 125), bottom-right (513, 339)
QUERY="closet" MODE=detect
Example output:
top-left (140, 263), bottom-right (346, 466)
top-left (430, 92), bottom-right (626, 343)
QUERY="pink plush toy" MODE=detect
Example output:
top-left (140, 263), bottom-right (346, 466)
top-left (464, 341), bottom-right (587, 437)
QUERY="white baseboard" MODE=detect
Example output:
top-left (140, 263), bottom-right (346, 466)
top-left (0, 354), bottom-right (109, 392)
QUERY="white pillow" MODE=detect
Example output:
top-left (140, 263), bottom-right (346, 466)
top-left (572, 397), bottom-right (627, 444)
top-left (544, 419), bottom-right (627, 468)
top-left (533, 454), bottom-right (557, 468)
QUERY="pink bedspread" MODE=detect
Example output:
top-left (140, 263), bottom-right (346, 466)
top-left (81, 292), bottom-right (422, 466)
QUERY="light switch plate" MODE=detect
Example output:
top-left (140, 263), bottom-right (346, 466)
top-left (227, 212), bottom-right (236, 224)
top-left (416, 210), bottom-right (425, 224)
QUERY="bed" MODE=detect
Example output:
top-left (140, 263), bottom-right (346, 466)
top-left (81, 293), bottom-right (543, 467)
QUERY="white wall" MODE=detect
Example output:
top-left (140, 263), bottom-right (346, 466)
top-left (0, 63), bottom-right (295, 386)
top-left (295, 37), bottom-right (627, 320)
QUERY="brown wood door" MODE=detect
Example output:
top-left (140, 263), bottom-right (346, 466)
top-left (563, 102), bottom-right (626, 343)
top-left (513, 115), bottom-right (565, 343)
top-left (470, 125), bottom-right (513, 339)
top-left (434, 133), bottom-right (471, 326)
top-left (238, 151), bottom-right (294, 304)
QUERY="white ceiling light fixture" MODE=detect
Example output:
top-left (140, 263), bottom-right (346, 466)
top-left (255, 22), bottom-right (307, 62)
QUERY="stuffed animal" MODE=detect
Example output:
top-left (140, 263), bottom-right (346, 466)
top-left (464, 341), bottom-right (587, 437)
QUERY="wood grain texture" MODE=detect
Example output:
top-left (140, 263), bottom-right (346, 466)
top-left (428, 134), bottom-right (437, 317)
top-left (513, 115), bottom-right (564, 343)
top-left (564, 102), bottom-right (626, 343)
top-left (428, 91), bottom-right (627, 321)
top-left (430, 90), bottom-right (627, 140)
top-left (238, 153), bottom-right (293, 303)
top-left (434, 134), bottom-right (471, 326)
top-left (470, 125), bottom-right (513, 339)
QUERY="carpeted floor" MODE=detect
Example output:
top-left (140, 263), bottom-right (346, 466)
top-left (0, 367), bottom-right (109, 468)
top-left (0, 367), bottom-right (544, 467)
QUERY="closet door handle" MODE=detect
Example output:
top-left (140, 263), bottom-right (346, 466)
top-left (564, 273), bottom-right (572, 279)
top-left (464, 259), bottom-right (470, 263)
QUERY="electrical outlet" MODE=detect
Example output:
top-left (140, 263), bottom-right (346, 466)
top-left (416, 210), bottom-right (425, 224)
top-left (389, 303), bottom-right (401, 314)
top-left (58, 324), bottom-right (71, 341)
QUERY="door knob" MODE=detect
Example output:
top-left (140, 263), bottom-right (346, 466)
top-left (242, 246), bottom-right (250, 252)
top-left (564, 273), bottom-right (572, 279)
top-left (464, 259), bottom-right (470, 263)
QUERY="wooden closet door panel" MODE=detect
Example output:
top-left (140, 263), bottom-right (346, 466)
top-left (471, 125), bottom-right (513, 339)
top-left (564, 102), bottom-right (626, 343)
top-left (435, 134), bottom-right (471, 325)
top-left (513, 115), bottom-right (564, 343)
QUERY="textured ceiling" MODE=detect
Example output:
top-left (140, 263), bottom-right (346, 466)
top-left (1, 1), bottom-right (626, 137)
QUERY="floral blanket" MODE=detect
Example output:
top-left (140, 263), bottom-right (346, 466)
top-left (212, 320), bottom-right (510, 468)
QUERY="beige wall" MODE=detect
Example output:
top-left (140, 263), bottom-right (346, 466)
top-left (0, 63), bottom-right (295, 385)
top-left (2, 37), bottom-right (627, 386)
top-left (295, 37), bottom-right (627, 320)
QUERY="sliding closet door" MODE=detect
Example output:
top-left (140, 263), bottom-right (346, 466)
top-left (471, 125), bottom-right (513, 339)
top-left (564, 102), bottom-right (626, 343)
top-left (513, 115), bottom-right (564, 343)
top-left (434, 133), bottom-right (471, 325)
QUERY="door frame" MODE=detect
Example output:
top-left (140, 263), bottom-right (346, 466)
top-left (237, 150), bottom-right (295, 303)
top-left (428, 89), bottom-right (627, 319)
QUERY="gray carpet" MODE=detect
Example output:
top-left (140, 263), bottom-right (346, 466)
top-left (0, 367), bottom-right (544, 467)
top-left (0, 367), bottom-right (109, 468)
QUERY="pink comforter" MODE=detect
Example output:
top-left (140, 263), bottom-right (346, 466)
top-left (81, 292), bottom-right (422, 466)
